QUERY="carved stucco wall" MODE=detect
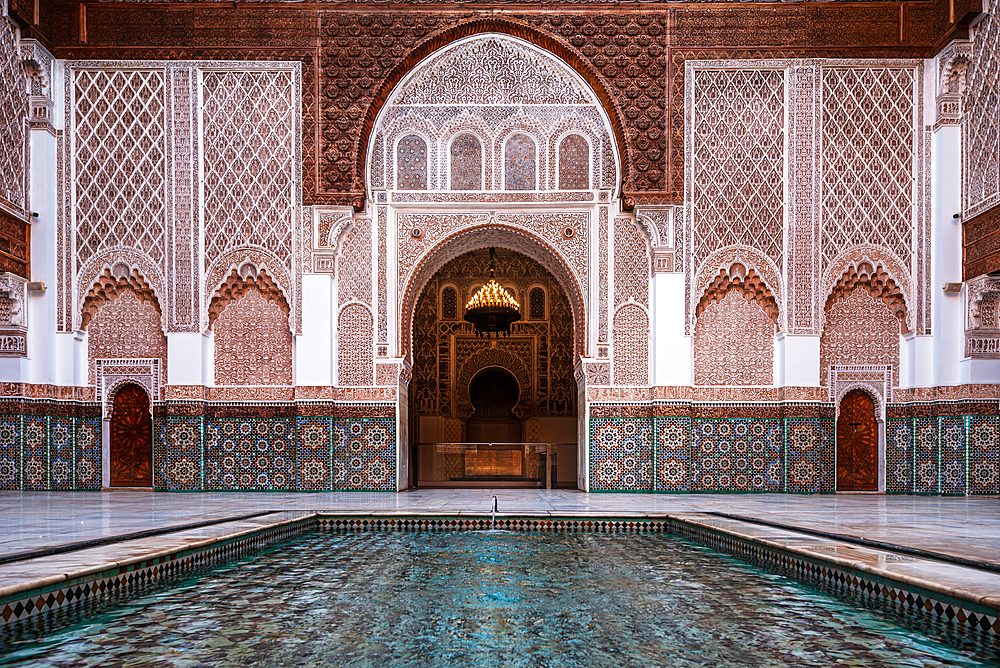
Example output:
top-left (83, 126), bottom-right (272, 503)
top-left (213, 288), bottom-right (293, 386)
top-left (685, 59), bottom-right (926, 338)
top-left (0, 17), bottom-right (28, 217)
top-left (61, 61), bottom-right (302, 337)
top-left (820, 287), bottom-right (900, 388)
top-left (693, 289), bottom-right (775, 386)
top-left (964, 10), bottom-right (1000, 220)
top-left (612, 217), bottom-right (650, 386)
top-left (87, 289), bottom-right (167, 386)
top-left (369, 34), bottom-right (618, 194)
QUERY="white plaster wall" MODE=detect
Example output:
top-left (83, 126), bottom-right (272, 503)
top-left (931, 124), bottom-right (966, 386)
top-left (775, 334), bottom-right (820, 387)
top-left (296, 274), bottom-right (333, 386)
top-left (167, 332), bottom-right (210, 386)
top-left (27, 125), bottom-right (57, 385)
top-left (651, 271), bottom-right (691, 386)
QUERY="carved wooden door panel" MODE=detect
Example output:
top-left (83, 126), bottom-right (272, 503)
top-left (836, 389), bottom-right (877, 491)
top-left (110, 384), bottom-right (153, 487)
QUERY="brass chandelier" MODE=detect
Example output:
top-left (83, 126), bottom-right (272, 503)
top-left (464, 248), bottom-right (521, 338)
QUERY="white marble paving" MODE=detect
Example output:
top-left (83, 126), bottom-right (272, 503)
top-left (0, 490), bottom-right (997, 566)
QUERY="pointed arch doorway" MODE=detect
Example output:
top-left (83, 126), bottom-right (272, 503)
top-left (836, 389), bottom-right (878, 491)
top-left (110, 383), bottom-right (153, 487)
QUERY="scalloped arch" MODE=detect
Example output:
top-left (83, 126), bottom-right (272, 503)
top-left (359, 20), bottom-right (629, 194)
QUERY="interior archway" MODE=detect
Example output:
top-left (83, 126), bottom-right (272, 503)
top-left (409, 247), bottom-right (577, 488)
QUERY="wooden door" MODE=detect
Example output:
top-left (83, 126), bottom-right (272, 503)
top-left (110, 384), bottom-right (153, 487)
top-left (836, 389), bottom-right (877, 491)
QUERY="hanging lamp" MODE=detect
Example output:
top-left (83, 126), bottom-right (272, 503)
top-left (464, 248), bottom-right (521, 338)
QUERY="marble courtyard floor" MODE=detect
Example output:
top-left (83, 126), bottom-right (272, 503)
top-left (0, 489), bottom-right (997, 567)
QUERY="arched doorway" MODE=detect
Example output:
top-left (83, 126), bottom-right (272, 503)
top-left (467, 368), bottom-right (522, 443)
top-left (836, 389), bottom-right (878, 491)
top-left (110, 383), bottom-right (153, 487)
top-left (408, 248), bottom-right (578, 488)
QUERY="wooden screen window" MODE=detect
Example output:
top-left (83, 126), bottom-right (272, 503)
top-left (441, 287), bottom-right (457, 320)
top-left (529, 287), bottom-right (545, 319)
top-left (836, 389), bottom-right (878, 491)
top-left (110, 383), bottom-right (153, 487)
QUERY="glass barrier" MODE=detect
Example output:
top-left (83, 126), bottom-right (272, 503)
top-left (413, 443), bottom-right (572, 488)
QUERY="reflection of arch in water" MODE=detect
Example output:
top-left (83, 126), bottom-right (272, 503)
top-left (467, 367), bottom-right (522, 443)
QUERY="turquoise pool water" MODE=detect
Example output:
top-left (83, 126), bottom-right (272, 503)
top-left (1, 531), bottom-right (996, 667)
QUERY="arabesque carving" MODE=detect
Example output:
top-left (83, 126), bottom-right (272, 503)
top-left (81, 269), bottom-right (161, 331)
top-left (208, 268), bottom-right (290, 328)
top-left (696, 266), bottom-right (779, 324)
top-left (824, 264), bottom-right (907, 333)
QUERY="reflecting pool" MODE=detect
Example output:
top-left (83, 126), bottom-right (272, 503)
top-left (1, 531), bottom-right (996, 667)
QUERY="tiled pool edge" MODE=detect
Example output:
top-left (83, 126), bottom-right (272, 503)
top-left (0, 513), bottom-right (313, 629)
top-left (2, 512), bottom-right (997, 648)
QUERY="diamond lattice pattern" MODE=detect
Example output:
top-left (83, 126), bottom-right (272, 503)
top-left (821, 67), bottom-right (915, 266)
top-left (73, 69), bottom-right (166, 267)
top-left (202, 71), bottom-right (294, 271)
top-left (965, 13), bottom-right (1000, 213)
top-left (0, 20), bottom-right (27, 213)
top-left (692, 69), bottom-right (785, 268)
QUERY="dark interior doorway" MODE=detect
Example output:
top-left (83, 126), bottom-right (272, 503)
top-left (466, 368), bottom-right (521, 443)
top-left (110, 383), bottom-right (154, 487)
top-left (836, 388), bottom-right (878, 491)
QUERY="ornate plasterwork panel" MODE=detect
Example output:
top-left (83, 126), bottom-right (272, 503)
top-left (688, 68), bottom-right (786, 272)
top-left (830, 365), bottom-right (891, 419)
top-left (60, 60), bottom-right (302, 335)
top-left (966, 274), bottom-right (1000, 358)
top-left (87, 289), bottom-right (168, 386)
top-left (213, 288), bottom-right (293, 386)
top-left (935, 40), bottom-right (972, 130)
top-left (693, 289), bottom-right (774, 387)
top-left (202, 66), bottom-right (301, 331)
top-left (338, 303), bottom-right (374, 386)
top-left (0, 18), bottom-right (28, 217)
top-left (612, 305), bottom-right (649, 386)
top-left (96, 358), bottom-right (161, 416)
top-left (964, 12), bottom-right (1000, 219)
top-left (820, 288), bottom-right (900, 388)
top-left (369, 34), bottom-right (618, 196)
top-left (820, 66), bottom-right (916, 271)
top-left (613, 216), bottom-right (650, 309)
top-left (0, 274), bottom-right (27, 359)
top-left (683, 59), bottom-right (926, 337)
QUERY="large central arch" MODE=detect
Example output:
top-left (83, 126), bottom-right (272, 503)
top-left (399, 224), bottom-right (589, 364)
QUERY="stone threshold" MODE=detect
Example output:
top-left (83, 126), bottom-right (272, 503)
top-left (0, 510), bottom-right (997, 651)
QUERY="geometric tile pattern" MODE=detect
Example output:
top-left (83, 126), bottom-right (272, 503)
top-left (785, 418), bottom-right (835, 493)
top-left (886, 406), bottom-right (1000, 495)
top-left (886, 418), bottom-right (914, 494)
top-left (692, 418), bottom-right (782, 492)
top-left (0, 411), bottom-right (102, 491)
top-left (589, 417), bottom-right (654, 491)
top-left (153, 410), bottom-right (396, 492)
top-left (590, 410), bottom-right (833, 493)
